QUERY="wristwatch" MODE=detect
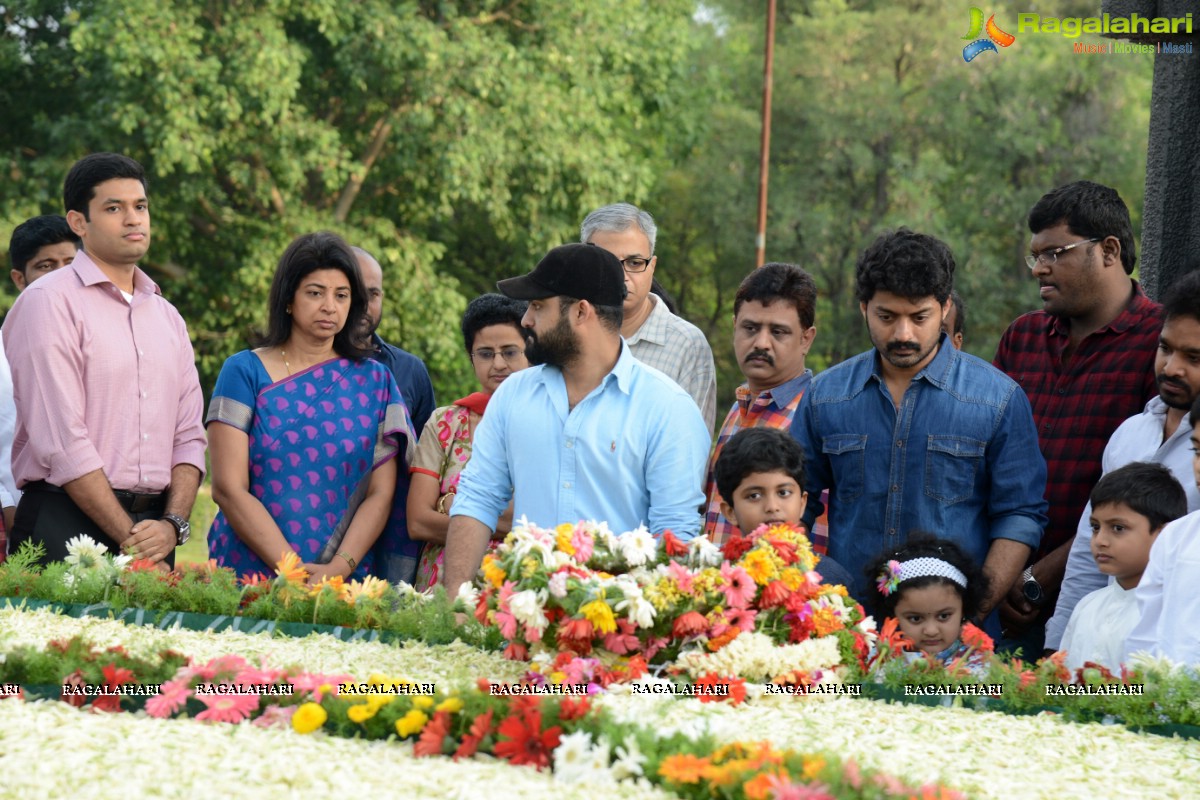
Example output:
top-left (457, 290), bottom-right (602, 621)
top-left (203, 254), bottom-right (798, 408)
top-left (162, 514), bottom-right (191, 547)
top-left (1021, 566), bottom-right (1045, 606)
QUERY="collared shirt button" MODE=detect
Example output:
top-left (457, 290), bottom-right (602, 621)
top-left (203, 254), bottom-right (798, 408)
top-left (565, 439), bottom-right (574, 449)
top-left (562, 481), bottom-right (571, 489)
top-left (896, 440), bottom-right (903, 447)
top-left (890, 485), bottom-right (899, 492)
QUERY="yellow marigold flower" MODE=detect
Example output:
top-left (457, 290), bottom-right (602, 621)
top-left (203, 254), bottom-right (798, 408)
top-left (436, 696), bottom-right (464, 714)
top-left (482, 554), bottom-right (506, 588)
top-left (779, 567), bottom-right (804, 591)
top-left (291, 702), bottom-right (327, 734)
top-left (802, 755), bottom-right (826, 781)
top-left (741, 550), bottom-right (778, 585)
top-left (579, 599), bottom-right (617, 635)
top-left (366, 695), bottom-right (394, 712)
top-left (395, 709), bottom-right (429, 738)
top-left (347, 703), bottom-right (377, 723)
top-left (549, 671), bottom-right (567, 685)
top-left (555, 524), bottom-right (576, 556)
top-left (412, 696), bottom-right (434, 710)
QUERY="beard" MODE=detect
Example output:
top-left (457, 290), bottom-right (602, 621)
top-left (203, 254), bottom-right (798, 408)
top-left (526, 313), bottom-right (579, 368)
top-left (1156, 373), bottom-right (1198, 410)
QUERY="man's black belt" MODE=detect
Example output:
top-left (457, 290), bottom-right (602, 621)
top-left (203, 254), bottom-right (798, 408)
top-left (24, 480), bottom-right (167, 514)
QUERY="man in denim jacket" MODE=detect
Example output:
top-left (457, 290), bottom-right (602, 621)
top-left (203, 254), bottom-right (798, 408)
top-left (791, 229), bottom-right (1048, 619)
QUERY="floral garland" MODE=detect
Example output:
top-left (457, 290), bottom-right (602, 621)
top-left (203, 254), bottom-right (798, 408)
top-left (464, 520), bottom-right (876, 681)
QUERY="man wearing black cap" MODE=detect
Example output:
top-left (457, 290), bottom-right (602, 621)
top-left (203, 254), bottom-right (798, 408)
top-left (442, 243), bottom-right (711, 599)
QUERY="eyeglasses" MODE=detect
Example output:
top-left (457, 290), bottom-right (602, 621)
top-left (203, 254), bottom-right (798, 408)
top-left (471, 346), bottom-right (525, 363)
top-left (1025, 238), bottom-right (1099, 270)
top-left (618, 256), bottom-right (652, 273)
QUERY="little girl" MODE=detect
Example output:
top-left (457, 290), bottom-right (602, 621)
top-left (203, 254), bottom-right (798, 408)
top-left (865, 534), bottom-right (993, 675)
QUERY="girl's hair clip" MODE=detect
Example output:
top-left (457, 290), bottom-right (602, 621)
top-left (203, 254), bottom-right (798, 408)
top-left (876, 559), bottom-right (902, 597)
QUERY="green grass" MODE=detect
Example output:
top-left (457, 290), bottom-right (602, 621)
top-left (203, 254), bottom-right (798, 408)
top-left (176, 481), bottom-right (216, 566)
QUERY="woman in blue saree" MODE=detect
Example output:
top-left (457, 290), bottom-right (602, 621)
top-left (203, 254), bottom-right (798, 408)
top-left (207, 232), bottom-right (413, 581)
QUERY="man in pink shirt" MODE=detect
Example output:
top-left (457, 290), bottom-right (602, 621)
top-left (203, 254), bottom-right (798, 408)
top-left (2, 153), bottom-right (206, 567)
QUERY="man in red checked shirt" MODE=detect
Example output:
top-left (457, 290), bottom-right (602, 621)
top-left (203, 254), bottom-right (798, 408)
top-left (993, 181), bottom-right (1161, 653)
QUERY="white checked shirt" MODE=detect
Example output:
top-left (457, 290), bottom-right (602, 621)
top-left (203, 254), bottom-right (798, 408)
top-left (625, 294), bottom-right (717, 430)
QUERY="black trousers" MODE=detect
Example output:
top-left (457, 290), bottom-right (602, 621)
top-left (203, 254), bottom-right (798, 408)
top-left (10, 482), bottom-right (173, 568)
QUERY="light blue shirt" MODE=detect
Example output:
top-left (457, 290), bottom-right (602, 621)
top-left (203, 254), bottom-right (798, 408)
top-left (452, 342), bottom-right (710, 538)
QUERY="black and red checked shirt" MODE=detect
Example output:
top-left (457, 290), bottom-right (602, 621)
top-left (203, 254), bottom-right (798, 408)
top-left (993, 282), bottom-right (1161, 561)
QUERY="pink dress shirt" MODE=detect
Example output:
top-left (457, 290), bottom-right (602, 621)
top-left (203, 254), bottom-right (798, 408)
top-left (2, 250), bottom-right (206, 492)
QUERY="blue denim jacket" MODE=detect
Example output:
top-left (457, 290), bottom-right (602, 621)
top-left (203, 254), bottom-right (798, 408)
top-left (790, 337), bottom-right (1047, 598)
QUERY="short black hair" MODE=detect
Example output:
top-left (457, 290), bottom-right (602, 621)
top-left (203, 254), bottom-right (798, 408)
top-left (63, 153), bottom-right (147, 219)
top-left (734, 263), bottom-right (817, 328)
top-left (8, 215), bottom-right (79, 272)
top-left (948, 289), bottom-right (966, 337)
top-left (855, 228), bottom-right (955, 305)
top-left (461, 293), bottom-right (529, 353)
top-left (1028, 181), bottom-right (1136, 274)
top-left (1161, 267), bottom-right (1200, 324)
top-left (863, 532), bottom-right (989, 621)
top-left (1090, 462), bottom-right (1187, 532)
top-left (714, 427), bottom-right (807, 508)
top-left (260, 232), bottom-right (372, 360)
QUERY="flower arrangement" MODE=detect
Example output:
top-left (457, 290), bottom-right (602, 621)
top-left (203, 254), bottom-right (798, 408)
top-left (0, 540), bottom-right (501, 651)
top-left (466, 519), bottom-right (876, 684)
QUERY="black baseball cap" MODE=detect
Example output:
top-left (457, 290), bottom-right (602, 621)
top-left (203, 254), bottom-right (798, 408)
top-left (497, 243), bottom-right (628, 307)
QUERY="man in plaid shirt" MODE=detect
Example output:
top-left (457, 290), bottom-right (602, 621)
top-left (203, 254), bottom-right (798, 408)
top-left (994, 181), bottom-right (1161, 651)
top-left (703, 263), bottom-right (818, 546)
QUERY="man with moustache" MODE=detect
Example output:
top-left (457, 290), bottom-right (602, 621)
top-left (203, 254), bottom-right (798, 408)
top-left (1045, 268), bottom-right (1200, 652)
top-left (441, 243), bottom-right (711, 600)
top-left (791, 228), bottom-right (1047, 614)
top-left (3, 153), bottom-right (206, 567)
top-left (994, 181), bottom-right (1161, 650)
top-left (702, 263), bottom-right (818, 545)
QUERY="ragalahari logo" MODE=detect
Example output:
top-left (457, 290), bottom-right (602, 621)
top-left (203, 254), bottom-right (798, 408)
top-left (962, 7), bottom-right (1016, 62)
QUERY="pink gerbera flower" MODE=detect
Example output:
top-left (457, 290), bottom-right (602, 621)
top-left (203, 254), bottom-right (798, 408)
top-left (667, 561), bottom-right (695, 594)
top-left (570, 526), bottom-right (594, 563)
top-left (195, 691), bottom-right (260, 723)
top-left (193, 654), bottom-right (249, 682)
top-left (719, 563), bottom-right (756, 609)
top-left (288, 671), bottom-right (354, 701)
top-left (145, 679), bottom-right (190, 718)
top-left (252, 705), bottom-right (297, 729)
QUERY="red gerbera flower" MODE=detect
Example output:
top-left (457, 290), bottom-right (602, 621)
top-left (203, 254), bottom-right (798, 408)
top-left (694, 673), bottom-right (747, 705)
top-left (556, 618), bottom-right (594, 655)
top-left (672, 610), bottom-right (709, 639)
top-left (61, 669), bottom-right (87, 708)
top-left (503, 642), bottom-right (529, 661)
top-left (102, 663), bottom-right (135, 688)
top-left (766, 537), bottom-right (798, 565)
top-left (721, 533), bottom-right (754, 562)
top-left (91, 692), bottom-right (123, 714)
top-left (126, 558), bottom-right (159, 573)
top-left (558, 696), bottom-right (591, 721)
top-left (661, 530), bottom-right (689, 558)
top-left (759, 580), bottom-right (791, 608)
top-left (453, 708), bottom-right (495, 760)
top-left (494, 707), bottom-right (562, 769)
top-left (960, 622), bottom-right (994, 653)
top-left (413, 710), bottom-right (453, 757)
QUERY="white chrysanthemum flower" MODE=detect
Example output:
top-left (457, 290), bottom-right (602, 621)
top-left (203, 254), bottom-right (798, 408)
top-left (548, 572), bottom-right (569, 599)
top-left (676, 631), bottom-right (842, 681)
top-left (454, 581), bottom-right (481, 609)
top-left (509, 589), bottom-right (549, 631)
top-left (552, 730), bottom-right (593, 783)
top-left (687, 535), bottom-right (723, 568)
top-left (111, 553), bottom-right (132, 571)
top-left (583, 737), bottom-right (616, 785)
top-left (615, 592), bottom-right (656, 629)
top-left (617, 527), bottom-right (656, 567)
top-left (611, 734), bottom-right (646, 780)
top-left (64, 534), bottom-right (108, 570)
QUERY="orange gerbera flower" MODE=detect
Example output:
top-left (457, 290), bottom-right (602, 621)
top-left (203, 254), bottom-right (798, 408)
top-left (274, 551), bottom-right (308, 585)
top-left (658, 753), bottom-right (710, 784)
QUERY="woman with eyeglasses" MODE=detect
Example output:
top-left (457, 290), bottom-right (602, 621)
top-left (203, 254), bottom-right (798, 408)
top-left (407, 294), bottom-right (531, 590)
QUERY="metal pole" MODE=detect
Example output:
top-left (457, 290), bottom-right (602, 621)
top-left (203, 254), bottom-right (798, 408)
top-left (755, 0), bottom-right (777, 268)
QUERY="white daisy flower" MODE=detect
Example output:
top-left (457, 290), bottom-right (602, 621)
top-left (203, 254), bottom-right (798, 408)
top-left (617, 527), bottom-right (656, 567)
top-left (64, 534), bottom-right (108, 570)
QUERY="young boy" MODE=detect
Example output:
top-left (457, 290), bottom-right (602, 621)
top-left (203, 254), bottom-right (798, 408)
top-left (1059, 461), bottom-right (1187, 670)
top-left (713, 427), bottom-right (854, 588)
top-left (1124, 396), bottom-right (1200, 665)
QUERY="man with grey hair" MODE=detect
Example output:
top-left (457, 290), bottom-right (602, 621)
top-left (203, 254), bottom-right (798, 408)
top-left (581, 203), bottom-right (717, 430)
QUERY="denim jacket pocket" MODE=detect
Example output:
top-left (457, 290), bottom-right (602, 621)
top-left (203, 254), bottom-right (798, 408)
top-left (822, 433), bottom-right (868, 503)
top-left (924, 435), bottom-right (986, 505)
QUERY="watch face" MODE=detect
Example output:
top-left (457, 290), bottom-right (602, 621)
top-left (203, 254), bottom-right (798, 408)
top-left (1022, 582), bottom-right (1043, 605)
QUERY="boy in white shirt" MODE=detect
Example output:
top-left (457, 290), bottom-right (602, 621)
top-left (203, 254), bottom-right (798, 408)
top-left (1125, 397), bottom-right (1200, 665)
top-left (1059, 461), bottom-right (1187, 671)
